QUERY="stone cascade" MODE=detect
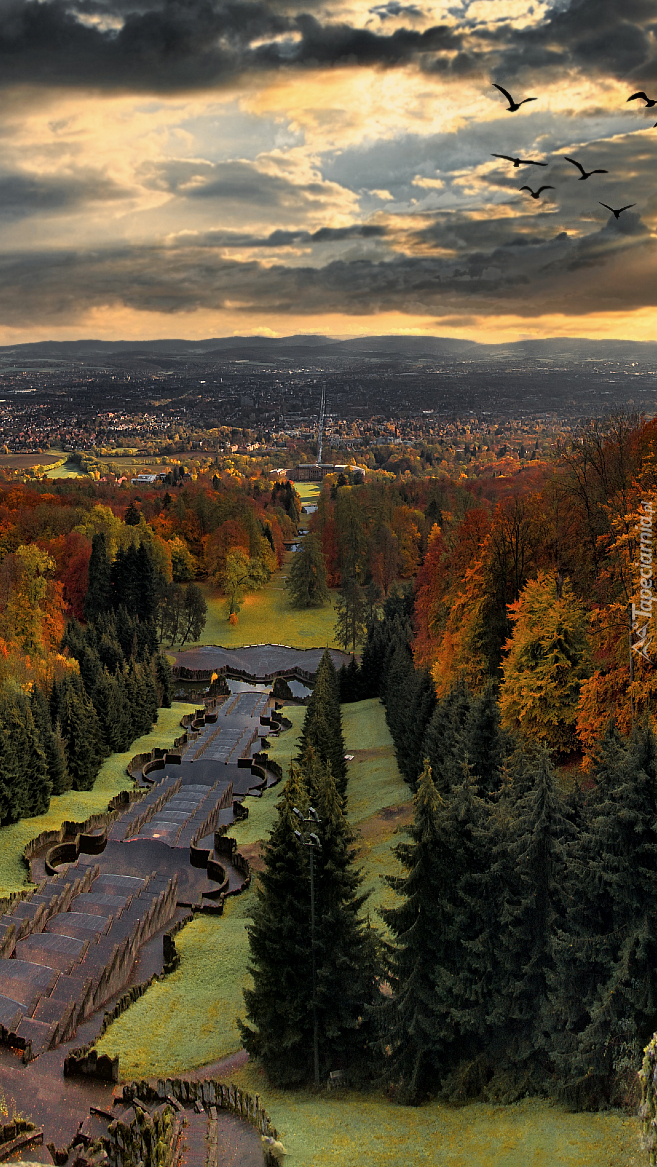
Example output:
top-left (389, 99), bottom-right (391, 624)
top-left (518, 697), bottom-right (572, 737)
top-left (0, 864), bottom-right (179, 1061)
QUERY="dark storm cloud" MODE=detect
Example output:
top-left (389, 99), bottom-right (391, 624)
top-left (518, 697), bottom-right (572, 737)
top-left (0, 0), bottom-right (461, 92)
top-left (0, 171), bottom-right (128, 219)
top-left (1, 211), bottom-right (654, 324)
top-left (198, 223), bottom-right (388, 245)
top-left (493, 0), bottom-right (657, 84)
top-left (0, 0), bottom-right (651, 96)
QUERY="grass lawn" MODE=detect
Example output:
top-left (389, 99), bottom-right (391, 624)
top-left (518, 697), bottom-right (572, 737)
top-left (229, 1063), bottom-right (640, 1167)
top-left (0, 703), bottom-right (197, 896)
top-left (183, 558), bottom-right (339, 651)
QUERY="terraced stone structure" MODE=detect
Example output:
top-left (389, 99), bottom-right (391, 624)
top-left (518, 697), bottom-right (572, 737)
top-left (0, 685), bottom-right (279, 1065)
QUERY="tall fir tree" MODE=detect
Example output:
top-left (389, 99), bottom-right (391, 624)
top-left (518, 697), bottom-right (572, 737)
top-left (84, 532), bottom-right (112, 623)
top-left (460, 680), bottom-right (508, 796)
top-left (488, 751), bottom-right (571, 1091)
top-left (551, 723), bottom-right (657, 1105)
top-left (380, 762), bottom-right (457, 1103)
top-left (287, 534), bottom-right (330, 608)
top-left (30, 684), bottom-right (70, 796)
top-left (56, 676), bottom-right (103, 791)
top-left (297, 649), bottom-right (347, 795)
top-left (240, 758), bottom-right (378, 1086)
top-left (422, 680), bottom-right (472, 794)
top-left (0, 687), bottom-right (51, 823)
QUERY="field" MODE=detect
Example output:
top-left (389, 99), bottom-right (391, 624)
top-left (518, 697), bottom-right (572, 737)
top-left (0, 451), bottom-right (65, 470)
top-left (0, 703), bottom-right (197, 896)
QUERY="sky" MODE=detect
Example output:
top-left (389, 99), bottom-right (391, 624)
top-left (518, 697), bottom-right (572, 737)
top-left (1, 0), bottom-right (657, 343)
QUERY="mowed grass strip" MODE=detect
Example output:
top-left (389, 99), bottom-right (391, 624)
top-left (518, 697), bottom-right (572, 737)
top-left (0, 703), bottom-right (198, 896)
top-left (228, 1063), bottom-right (639, 1167)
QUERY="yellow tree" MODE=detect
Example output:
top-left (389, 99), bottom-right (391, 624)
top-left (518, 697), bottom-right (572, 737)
top-left (577, 492), bottom-right (657, 756)
top-left (0, 545), bottom-right (57, 656)
top-left (499, 570), bottom-right (591, 756)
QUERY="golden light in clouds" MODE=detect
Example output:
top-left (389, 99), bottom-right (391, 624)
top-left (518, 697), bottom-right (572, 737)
top-left (0, 0), bottom-right (655, 341)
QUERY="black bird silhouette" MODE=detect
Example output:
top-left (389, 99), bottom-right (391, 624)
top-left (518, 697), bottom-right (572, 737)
top-left (491, 153), bottom-right (547, 167)
top-left (564, 156), bottom-right (608, 180)
top-left (599, 201), bottom-right (636, 219)
top-left (520, 185), bottom-right (554, 199)
top-left (493, 84), bottom-right (537, 112)
top-left (627, 91), bottom-right (657, 107)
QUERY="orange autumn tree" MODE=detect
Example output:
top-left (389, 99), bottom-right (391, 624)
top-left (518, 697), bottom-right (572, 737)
top-left (577, 491), bottom-right (657, 754)
top-left (499, 570), bottom-right (591, 756)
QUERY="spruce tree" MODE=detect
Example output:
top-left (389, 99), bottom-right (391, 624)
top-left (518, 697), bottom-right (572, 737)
top-left (30, 684), bottom-right (70, 796)
top-left (422, 680), bottom-right (472, 793)
top-left (0, 687), bottom-right (51, 823)
top-left (334, 574), bottom-right (366, 653)
top-left (240, 759), bottom-right (378, 1086)
top-left (461, 680), bottom-right (508, 796)
top-left (155, 653), bottom-right (173, 707)
top-left (380, 762), bottom-right (456, 1103)
top-left (287, 534), bottom-right (330, 608)
top-left (124, 499), bottom-right (141, 526)
top-left (552, 723), bottom-right (657, 1104)
top-left (307, 754), bottom-right (380, 1082)
top-left (239, 765), bottom-right (317, 1084)
top-left (57, 677), bottom-right (103, 791)
top-left (338, 656), bottom-right (361, 703)
top-left (488, 751), bottom-right (571, 1089)
top-left (297, 650), bottom-right (347, 795)
top-left (84, 533), bottom-right (111, 623)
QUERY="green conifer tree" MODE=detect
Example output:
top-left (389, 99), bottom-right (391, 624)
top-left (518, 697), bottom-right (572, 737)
top-left (551, 723), bottom-right (657, 1105)
top-left (84, 532), bottom-right (111, 623)
top-left (380, 762), bottom-right (454, 1103)
top-left (0, 687), bottom-right (51, 822)
top-left (239, 765), bottom-right (316, 1084)
top-left (460, 680), bottom-right (508, 796)
top-left (155, 653), bottom-right (172, 707)
top-left (30, 684), bottom-right (70, 796)
top-left (287, 534), bottom-right (330, 608)
top-left (422, 680), bottom-right (472, 794)
top-left (489, 751), bottom-right (571, 1088)
top-left (334, 574), bottom-right (366, 653)
top-left (57, 677), bottom-right (103, 791)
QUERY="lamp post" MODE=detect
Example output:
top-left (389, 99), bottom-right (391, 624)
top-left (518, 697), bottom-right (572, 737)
top-left (294, 805), bottom-right (321, 1088)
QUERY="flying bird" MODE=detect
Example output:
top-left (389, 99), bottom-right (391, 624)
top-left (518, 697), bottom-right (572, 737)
top-left (599, 201), bottom-right (636, 219)
top-left (492, 84), bottom-right (537, 112)
top-left (491, 154), bottom-right (548, 167)
top-left (627, 91), bottom-right (657, 107)
top-left (520, 185), bottom-right (554, 199)
top-left (564, 156), bottom-right (608, 180)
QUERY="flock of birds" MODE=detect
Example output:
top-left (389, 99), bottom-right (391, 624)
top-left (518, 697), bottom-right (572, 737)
top-left (489, 84), bottom-right (656, 218)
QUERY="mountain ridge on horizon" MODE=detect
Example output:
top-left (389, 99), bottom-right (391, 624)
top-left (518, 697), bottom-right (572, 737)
top-left (2, 334), bottom-right (657, 362)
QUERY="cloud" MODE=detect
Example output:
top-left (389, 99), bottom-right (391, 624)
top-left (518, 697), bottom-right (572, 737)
top-left (0, 0), bottom-right (463, 93)
top-left (0, 169), bottom-right (129, 219)
top-left (0, 208), bottom-right (654, 326)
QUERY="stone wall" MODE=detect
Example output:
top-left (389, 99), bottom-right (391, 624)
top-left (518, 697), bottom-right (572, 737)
top-left (124, 1077), bottom-right (278, 1145)
top-left (23, 789), bottom-right (144, 881)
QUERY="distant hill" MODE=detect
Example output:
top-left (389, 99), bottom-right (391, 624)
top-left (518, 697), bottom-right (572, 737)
top-left (2, 334), bottom-right (657, 365)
